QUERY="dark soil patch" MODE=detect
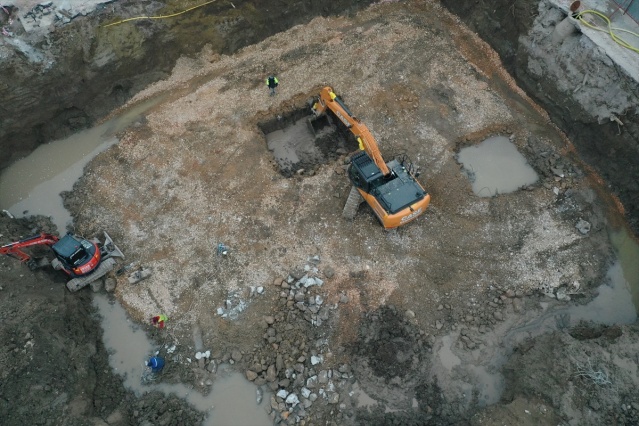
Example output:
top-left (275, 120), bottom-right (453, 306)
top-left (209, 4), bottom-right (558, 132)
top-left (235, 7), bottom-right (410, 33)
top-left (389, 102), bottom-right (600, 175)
top-left (348, 306), bottom-right (461, 425)
top-left (0, 216), bottom-right (204, 425)
top-left (569, 323), bottom-right (623, 341)
top-left (353, 306), bottom-right (419, 379)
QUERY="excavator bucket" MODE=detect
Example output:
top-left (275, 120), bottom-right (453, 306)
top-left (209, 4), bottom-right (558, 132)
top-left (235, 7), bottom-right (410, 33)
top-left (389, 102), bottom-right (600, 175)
top-left (307, 96), bottom-right (330, 136)
top-left (102, 232), bottom-right (124, 259)
top-left (307, 114), bottom-right (330, 136)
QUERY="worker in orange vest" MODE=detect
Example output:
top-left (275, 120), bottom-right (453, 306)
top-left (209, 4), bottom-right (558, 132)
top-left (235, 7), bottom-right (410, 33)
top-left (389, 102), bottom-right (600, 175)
top-left (151, 314), bottom-right (168, 329)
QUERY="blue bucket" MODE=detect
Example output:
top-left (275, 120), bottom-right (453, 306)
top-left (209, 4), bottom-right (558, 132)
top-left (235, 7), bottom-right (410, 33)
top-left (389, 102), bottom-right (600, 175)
top-left (147, 356), bottom-right (165, 372)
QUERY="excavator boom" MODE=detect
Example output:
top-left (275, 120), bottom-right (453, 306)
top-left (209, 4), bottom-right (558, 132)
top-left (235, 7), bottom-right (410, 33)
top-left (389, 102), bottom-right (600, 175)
top-left (312, 87), bottom-right (389, 175)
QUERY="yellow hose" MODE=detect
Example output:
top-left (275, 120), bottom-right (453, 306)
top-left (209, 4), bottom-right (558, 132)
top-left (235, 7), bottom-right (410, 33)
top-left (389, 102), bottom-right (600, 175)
top-left (575, 9), bottom-right (639, 54)
top-left (102, 0), bottom-right (218, 28)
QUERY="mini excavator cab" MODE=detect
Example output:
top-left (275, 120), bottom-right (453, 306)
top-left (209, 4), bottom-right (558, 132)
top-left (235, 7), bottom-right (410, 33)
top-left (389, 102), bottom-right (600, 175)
top-left (51, 234), bottom-right (98, 271)
top-left (1, 231), bottom-right (123, 291)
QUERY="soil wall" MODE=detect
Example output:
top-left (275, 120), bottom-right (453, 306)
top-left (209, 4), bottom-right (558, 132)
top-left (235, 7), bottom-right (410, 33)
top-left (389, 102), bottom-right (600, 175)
top-left (440, 0), bottom-right (639, 233)
top-left (0, 0), bottom-right (374, 170)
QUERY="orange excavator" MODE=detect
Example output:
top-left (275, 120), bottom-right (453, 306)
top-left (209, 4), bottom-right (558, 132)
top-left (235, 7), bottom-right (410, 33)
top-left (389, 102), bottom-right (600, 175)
top-left (310, 86), bottom-right (430, 228)
top-left (0, 232), bottom-right (124, 292)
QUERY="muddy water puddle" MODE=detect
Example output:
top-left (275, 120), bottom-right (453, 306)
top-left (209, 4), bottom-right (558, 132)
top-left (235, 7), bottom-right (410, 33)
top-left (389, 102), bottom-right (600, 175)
top-left (350, 382), bottom-right (378, 408)
top-left (435, 226), bottom-right (638, 408)
top-left (266, 119), bottom-right (322, 172)
top-left (262, 112), bottom-right (356, 176)
top-left (438, 335), bottom-right (461, 371)
top-left (94, 294), bottom-right (271, 425)
top-left (610, 227), bottom-right (639, 310)
top-left (457, 135), bottom-right (538, 196)
top-left (436, 335), bottom-right (503, 407)
top-left (0, 97), bottom-right (163, 232)
top-left (538, 226), bottom-right (638, 327)
top-left (569, 261), bottom-right (637, 325)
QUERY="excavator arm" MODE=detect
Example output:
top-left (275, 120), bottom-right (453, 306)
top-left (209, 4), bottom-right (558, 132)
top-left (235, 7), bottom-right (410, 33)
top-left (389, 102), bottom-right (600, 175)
top-left (312, 87), bottom-right (390, 175)
top-left (0, 233), bottom-right (60, 263)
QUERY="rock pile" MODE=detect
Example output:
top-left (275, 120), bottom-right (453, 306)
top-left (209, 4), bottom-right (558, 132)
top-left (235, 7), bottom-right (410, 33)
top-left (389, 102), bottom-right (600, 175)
top-left (242, 256), bottom-right (354, 424)
top-left (216, 285), bottom-right (266, 320)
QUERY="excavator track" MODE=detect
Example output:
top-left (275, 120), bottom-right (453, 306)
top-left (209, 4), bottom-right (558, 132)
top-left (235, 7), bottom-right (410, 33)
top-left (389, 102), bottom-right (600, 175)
top-left (342, 186), bottom-right (363, 220)
top-left (66, 258), bottom-right (116, 292)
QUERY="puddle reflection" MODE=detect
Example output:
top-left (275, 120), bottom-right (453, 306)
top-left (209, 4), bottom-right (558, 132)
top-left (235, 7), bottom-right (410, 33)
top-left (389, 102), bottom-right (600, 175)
top-left (457, 136), bottom-right (538, 197)
top-left (93, 295), bottom-right (271, 426)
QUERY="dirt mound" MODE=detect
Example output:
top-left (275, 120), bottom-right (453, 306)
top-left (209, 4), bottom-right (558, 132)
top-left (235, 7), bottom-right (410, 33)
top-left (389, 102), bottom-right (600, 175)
top-left (348, 306), bottom-right (457, 424)
top-left (353, 306), bottom-right (424, 379)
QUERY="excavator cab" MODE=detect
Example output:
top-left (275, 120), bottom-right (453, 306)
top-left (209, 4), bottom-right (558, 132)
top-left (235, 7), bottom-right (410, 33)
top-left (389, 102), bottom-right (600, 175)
top-left (49, 233), bottom-right (102, 277)
top-left (51, 234), bottom-right (97, 270)
top-left (348, 150), bottom-right (384, 193)
top-left (348, 150), bottom-right (426, 215)
top-left (1, 231), bottom-right (124, 291)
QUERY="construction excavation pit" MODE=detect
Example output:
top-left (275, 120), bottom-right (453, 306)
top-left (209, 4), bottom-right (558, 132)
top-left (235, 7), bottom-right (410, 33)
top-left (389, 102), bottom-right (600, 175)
top-left (1, 1), bottom-right (638, 425)
top-left (260, 104), bottom-right (358, 177)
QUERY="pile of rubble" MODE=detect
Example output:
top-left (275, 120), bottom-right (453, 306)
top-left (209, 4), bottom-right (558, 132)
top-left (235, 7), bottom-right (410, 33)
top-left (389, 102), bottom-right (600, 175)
top-left (243, 257), bottom-right (354, 424)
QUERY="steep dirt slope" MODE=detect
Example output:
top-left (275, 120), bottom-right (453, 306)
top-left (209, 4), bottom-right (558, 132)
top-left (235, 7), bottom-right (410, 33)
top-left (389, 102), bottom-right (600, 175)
top-left (0, 0), bottom-right (376, 170)
top-left (441, 0), bottom-right (639, 233)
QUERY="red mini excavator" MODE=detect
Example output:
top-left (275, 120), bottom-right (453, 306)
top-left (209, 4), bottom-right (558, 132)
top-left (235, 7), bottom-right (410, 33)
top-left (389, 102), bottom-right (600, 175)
top-left (0, 232), bottom-right (124, 292)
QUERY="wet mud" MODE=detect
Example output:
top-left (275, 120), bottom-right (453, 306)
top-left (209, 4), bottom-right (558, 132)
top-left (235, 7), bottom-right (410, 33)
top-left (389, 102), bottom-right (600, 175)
top-left (0, 216), bottom-right (205, 426)
top-left (260, 106), bottom-right (357, 177)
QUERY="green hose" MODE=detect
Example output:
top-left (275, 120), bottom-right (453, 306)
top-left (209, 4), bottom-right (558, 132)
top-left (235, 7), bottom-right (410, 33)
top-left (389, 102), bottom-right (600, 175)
top-left (575, 9), bottom-right (639, 54)
top-left (102, 0), bottom-right (218, 28)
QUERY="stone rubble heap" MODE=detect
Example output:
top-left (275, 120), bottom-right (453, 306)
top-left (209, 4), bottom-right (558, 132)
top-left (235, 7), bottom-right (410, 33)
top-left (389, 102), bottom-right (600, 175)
top-left (216, 285), bottom-right (266, 320)
top-left (242, 256), bottom-right (353, 425)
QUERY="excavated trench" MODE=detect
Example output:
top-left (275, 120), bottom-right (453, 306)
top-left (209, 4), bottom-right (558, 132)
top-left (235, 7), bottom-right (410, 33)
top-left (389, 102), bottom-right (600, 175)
top-left (259, 104), bottom-right (359, 176)
top-left (0, 0), bottom-right (378, 170)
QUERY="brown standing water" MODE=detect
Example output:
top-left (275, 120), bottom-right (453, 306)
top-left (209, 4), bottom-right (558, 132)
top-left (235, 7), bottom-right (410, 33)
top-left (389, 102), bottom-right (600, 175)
top-left (0, 98), bottom-right (162, 231)
top-left (94, 294), bottom-right (271, 425)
